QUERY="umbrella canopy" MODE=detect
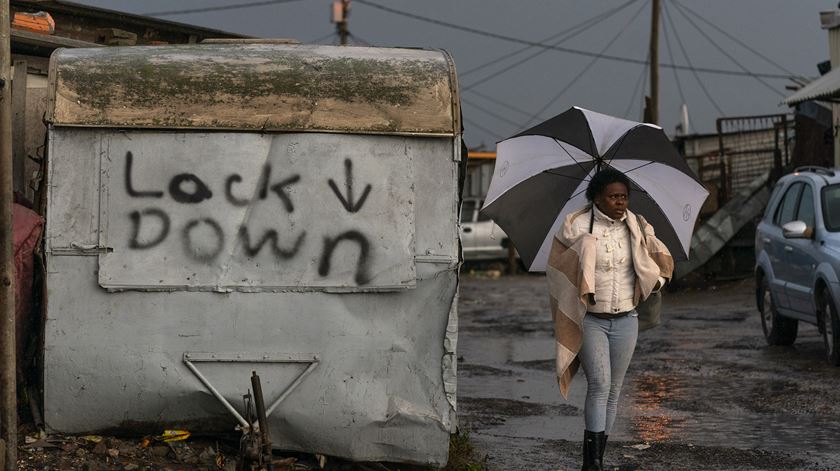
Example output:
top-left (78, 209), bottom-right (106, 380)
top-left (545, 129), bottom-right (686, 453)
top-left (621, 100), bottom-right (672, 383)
top-left (481, 106), bottom-right (708, 272)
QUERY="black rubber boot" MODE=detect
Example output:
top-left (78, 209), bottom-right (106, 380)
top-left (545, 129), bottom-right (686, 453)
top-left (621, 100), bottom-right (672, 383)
top-left (581, 430), bottom-right (604, 471)
top-left (600, 435), bottom-right (608, 467)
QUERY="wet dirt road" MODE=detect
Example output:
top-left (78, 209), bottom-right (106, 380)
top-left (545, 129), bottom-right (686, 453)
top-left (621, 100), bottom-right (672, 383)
top-left (457, 275), bottom-right (840, 470)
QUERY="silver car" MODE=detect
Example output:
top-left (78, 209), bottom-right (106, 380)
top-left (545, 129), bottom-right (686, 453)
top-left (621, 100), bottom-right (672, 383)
top-left (460, 197), bottom-right (511, 261)
top-left (755, 166), bottom-right (840, 365)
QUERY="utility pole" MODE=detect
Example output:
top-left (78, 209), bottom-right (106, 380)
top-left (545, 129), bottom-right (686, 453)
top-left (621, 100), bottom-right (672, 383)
top-left (0, 0), bottom-right (18, 469)
top-left (648, 0), bottom-right (660, 125)
top-left (332, 0), bottom-right (351, 45)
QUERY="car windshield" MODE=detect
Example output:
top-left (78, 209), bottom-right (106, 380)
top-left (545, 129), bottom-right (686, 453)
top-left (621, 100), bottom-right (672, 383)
top-left (822, 184), bottom-right (840, 231)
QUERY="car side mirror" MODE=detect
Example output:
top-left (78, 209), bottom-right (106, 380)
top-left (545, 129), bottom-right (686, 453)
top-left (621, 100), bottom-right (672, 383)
top-left (782, 220), bottom-right (811, 239)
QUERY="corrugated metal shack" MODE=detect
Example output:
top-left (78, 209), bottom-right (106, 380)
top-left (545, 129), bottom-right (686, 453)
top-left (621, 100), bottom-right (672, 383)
top-left (43, 44), bottom-right (462, 465)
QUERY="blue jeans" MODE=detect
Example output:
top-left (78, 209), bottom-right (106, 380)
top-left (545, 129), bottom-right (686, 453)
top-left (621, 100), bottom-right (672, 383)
top-left (578, 312), bottom-right (638, 433)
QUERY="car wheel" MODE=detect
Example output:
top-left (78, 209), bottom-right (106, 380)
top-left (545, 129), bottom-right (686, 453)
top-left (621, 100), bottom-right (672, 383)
top-left (819, 290), bottom-right (840, 366)
top-left (758, 276), bottom-right (798, 345)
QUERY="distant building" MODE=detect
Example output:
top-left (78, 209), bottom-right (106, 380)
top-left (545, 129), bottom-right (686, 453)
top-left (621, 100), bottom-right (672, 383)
top-left (10, 0), bottom-right (245, 201)
top-left (464, 151), bottom-right (495, 199)
top-left (783, 8), bottom-right (840, 167)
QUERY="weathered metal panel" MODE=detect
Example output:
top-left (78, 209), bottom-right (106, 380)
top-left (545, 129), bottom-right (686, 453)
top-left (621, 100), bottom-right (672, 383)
top-left (95, 131), bottom-right (415, 291)
top-left (47, 45), bottom-right (458, 135)
top-left (44, 128), bottom-right (460, 465)
top-left (45, 129), bottom-right (101, 250)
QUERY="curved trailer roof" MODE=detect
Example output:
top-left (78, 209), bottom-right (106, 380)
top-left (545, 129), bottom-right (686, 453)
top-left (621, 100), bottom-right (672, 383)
top-left (48, 44), bottom-right (461, 136)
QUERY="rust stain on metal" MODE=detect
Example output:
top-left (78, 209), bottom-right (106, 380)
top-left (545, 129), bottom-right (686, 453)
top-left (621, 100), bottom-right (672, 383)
top-left (49, 44), bottom-right (458, 135)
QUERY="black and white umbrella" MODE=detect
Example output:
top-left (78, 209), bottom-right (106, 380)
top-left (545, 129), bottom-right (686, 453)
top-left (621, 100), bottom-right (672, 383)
top-left (481, 106), bottom-right (708, 272)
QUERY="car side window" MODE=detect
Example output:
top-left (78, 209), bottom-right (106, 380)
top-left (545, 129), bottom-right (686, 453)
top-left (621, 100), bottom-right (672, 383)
top-left (460, 200), bottom-right (477, 223)
top-left (764, 182), bottom-right (784, 219)
top-left (823, 185), bottom-right (840, 231)
top-left (774, 182), bottom-right (802, 226)
top-left (796, 185), bottom-right (815, 228)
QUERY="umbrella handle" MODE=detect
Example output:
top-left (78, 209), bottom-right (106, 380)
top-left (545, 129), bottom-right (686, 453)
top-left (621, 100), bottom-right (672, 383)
top-left (588, 161), bottom-right (601, 234)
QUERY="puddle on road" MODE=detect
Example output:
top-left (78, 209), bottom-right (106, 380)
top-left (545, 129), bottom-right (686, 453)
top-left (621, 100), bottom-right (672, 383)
top-left (458, 335), bottom-right (554, 371)
top-left (457, 276), bottom-right (840, 468)
top-left (510, 358), bottom-right (554, 371)
top-left (459, 363), bottom-right (514, 378)
top-left (628, 368), bottom-right (840, 452)
top-left (669, 309), bottom-right (752, 322)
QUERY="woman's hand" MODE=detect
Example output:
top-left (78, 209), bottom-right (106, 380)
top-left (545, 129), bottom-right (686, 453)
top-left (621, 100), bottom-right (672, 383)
top-left (652, 276), bottom-right (665, 292)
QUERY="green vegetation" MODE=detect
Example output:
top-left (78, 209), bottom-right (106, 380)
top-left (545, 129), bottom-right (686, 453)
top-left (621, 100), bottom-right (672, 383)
top-left (439, 431), bottom-right (486, 471)
top-left (58, 45), bottom-right (447, 116)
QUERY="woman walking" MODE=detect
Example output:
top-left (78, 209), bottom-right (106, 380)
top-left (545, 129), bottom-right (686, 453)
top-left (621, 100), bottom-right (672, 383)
top-left (546, 168), bottom-right (674, 470)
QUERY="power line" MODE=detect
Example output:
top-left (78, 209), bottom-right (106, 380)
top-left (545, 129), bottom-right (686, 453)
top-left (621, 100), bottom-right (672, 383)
top-left (662, 1), bottom-right (725, 115)
top-left (462, 0), bottom-right (637, 91)
top-left (307, 32), bottom-right (337, 44)
top-left (348, 32), bottom-right (373, 46)
top-left (660, 1), bottom-right (686, 105)
top-left (624, 51), bottom-right (649, 119)
top-left (671, 1), bottom-right (784, 97)
top-left (462, 98), bottom-right (525, 129)
top-left (522, 0), bottom-right (649, 127)
top-left (463, 116), bottom-right (502, 141)
top-left (460, 0), bottom-right (638, 80)
top-left (464, 89), bottom-right (534, 119)
top-left (146, 0), bottom-right (305, 17)
top-left (354, 0), bottom-right (797, 80)
top-left (673, 0), bottom-right (798, 77)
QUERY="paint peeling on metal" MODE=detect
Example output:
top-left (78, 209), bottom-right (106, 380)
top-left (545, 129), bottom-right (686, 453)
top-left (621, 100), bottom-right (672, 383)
top-left (383, 396), bottom-right (448, 431)
top-left (442, 288), bottom-right (459, 431)
top-left (47, 44), bottom-right (458, 135)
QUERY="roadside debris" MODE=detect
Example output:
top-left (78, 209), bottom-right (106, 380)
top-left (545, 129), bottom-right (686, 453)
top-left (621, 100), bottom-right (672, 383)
top-left (157, 430), bottom-right (191, 443)
top-left (18, 430), bottom-right (236, 471)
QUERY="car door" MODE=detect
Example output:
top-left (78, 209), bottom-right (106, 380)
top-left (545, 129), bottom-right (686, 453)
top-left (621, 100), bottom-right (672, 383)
top-left (785, 182), bottom-right (820, 318)
top-left (765, 182), bottom-right (804, 310)
top-left (471, 199), bottom-right (507, 258)
top-left (459, 198), bottom-right (478, 253)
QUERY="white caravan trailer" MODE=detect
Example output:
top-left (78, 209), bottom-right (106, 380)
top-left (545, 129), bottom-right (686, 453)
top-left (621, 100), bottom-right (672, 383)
top-left (43, 44), bottom-right (462, 466)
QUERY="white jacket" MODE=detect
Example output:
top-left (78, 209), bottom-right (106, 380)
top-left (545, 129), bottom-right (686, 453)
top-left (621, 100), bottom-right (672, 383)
top-left (570, 205), bottom-right (665, 314)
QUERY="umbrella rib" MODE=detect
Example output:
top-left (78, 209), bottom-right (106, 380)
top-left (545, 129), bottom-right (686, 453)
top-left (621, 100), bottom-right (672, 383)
top-left (602, 126), bottom-right (638, 168)
top-left (544, 170), bottom-right (590, 182)
top-left (554, 139), bottom-right (592, 175)
top-left (621, 160), bottom-right (657, 175)
top-left (569, 187), bottom-right (588, 201)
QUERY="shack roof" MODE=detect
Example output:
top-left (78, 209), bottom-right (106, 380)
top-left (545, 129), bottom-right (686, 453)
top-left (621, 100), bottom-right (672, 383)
top-left (12, 0), bottom-right (245, 46)
top-left (48, 44), bottom-right (461, 136)
top-left (783, 66), bottom-right (840, 105)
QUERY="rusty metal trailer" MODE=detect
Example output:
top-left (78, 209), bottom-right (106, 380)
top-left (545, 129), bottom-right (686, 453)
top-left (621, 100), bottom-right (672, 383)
top-left (43, 44), bottom-right (462, 465)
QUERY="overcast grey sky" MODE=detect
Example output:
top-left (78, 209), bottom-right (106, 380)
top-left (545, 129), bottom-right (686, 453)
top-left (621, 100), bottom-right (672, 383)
top-left (75, 0), bottom-right (836, 148)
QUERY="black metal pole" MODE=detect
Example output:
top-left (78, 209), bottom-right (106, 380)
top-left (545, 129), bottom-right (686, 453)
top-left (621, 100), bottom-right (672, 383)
top-left (251, 372), bottom-right (272, 471)
top-left (589, 160), bottom-right (602, 233)
top-left (0, 1), bottom-right (18, 469)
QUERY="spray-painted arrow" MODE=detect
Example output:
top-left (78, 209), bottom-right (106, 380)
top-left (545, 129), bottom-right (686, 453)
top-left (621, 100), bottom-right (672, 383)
top-left (328, 158), bottom-right (372, 213)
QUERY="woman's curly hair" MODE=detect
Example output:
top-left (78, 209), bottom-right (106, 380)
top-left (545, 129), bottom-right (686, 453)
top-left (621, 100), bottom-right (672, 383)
top-left (585, 167), bottom-right (631, 202)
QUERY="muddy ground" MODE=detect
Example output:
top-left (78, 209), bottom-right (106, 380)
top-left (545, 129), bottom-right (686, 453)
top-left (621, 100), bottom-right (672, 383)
top-left (16, 274), bottom-right (840, 470)
top-left (457, 275), bottom-right (840, 470)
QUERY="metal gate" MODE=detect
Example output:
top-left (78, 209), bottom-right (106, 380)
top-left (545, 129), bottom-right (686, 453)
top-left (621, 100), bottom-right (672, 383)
top-left (714, 114), bottom-right (793, 202)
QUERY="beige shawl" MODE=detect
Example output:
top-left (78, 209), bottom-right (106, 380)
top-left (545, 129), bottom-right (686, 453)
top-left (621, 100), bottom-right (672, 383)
top-left (547, 206), bottom-right (674, 398)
